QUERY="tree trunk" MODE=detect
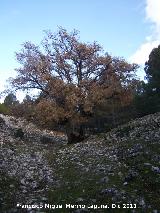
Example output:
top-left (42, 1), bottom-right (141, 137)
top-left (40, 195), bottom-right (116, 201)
top-left (66, 123), bottom-right (85, 144)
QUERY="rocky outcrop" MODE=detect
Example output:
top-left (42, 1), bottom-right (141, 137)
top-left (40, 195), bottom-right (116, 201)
top-left (0, 113), bottom-right (160, 212)
top-left (0, 114), bottom-right (66, 212)
top-left (0, 114), bottom-right (67, 145)
top-left (104, 112), bottom-right (160, 143)
top-left (50, 112), bottom-right (160, 212)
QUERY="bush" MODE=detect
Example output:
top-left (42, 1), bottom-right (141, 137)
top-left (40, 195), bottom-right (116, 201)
top-left (0, 103), bottom-right (9, 114)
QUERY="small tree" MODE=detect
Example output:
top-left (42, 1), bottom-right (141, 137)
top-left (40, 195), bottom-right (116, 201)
top-left (10, 94), bottom-right (35, 120)
top-left (23, 94), bottom-right (32, 103)
top-left (4, 93), bottom-right (18, 107)
top-left (0, 103), bottom-right (9, 114)
top-left (10, 27), bottom-right (138, 143)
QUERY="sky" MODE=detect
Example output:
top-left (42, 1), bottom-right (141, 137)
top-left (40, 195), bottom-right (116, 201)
top-left (0, 0), bottom-right (160, 101)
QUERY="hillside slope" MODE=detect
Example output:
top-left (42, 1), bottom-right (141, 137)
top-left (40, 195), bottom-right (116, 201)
top-left (0, 113), bottom-right (160, 212)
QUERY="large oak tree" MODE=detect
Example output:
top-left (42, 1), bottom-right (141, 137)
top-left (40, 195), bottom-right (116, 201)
top-left (10, 27), bottom-right (138, 143)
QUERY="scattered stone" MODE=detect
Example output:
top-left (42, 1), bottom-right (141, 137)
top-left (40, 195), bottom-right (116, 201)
top-left (152, 210), bottom-right (158, 213)
top-left (20, 178), bottom-right (26, 185)
top-left (9, 184), bottom-right (14, 188)
top-left (124, 170), bottom-right (138, 182)
top-left (151, 166), bottom-right (160, 173)
top-left (7, 149), bottom-right (14, 155)
top-left (100, 188), bottom-right (118, 196)
top-left (76, 197), bottom-right (84, 202)
top-left (118, 171), bottom-right (123, 177)
top-left (139, 198), bottom-right (146, 207)
top-left (99, 176), bottom-right (109, 183)
top-left (144, 163), bottom-right (152, 166)
top-left (41, 197), bottom-right (48, 201)
top-left (123, 182), bottom-right (128, 186)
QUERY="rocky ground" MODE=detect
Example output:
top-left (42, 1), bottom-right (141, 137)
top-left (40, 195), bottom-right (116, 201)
top-left (0, 113), bottom-right (160, 213)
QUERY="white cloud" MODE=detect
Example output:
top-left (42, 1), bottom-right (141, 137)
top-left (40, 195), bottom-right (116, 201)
top-left (129, 40), bottom-right (159, 65)
top-left (129, 0), bottom-right (160, 65)
top-left (146, 0), bottom-right (160, 30)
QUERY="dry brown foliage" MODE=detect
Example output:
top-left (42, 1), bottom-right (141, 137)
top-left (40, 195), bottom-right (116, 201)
top-left (10, 27), bottom-right (138, 142)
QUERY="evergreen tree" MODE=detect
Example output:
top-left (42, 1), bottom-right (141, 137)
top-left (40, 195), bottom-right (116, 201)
top-left (145, 45), bottom-right (160, 93)
top-left (135, 45), bottom-right (160, 116)
top-left (4, 93), bottom-right (18, 107)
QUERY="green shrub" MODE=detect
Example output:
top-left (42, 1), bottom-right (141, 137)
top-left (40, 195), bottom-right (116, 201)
top-left (0, 103), bottom-right (9, 114)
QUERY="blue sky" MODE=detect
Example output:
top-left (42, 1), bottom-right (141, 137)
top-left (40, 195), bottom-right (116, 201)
top-left (0, 0), bottom-right (160, 101)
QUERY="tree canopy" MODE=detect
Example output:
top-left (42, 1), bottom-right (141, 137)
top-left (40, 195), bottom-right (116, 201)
top-left (4, 93), bottom-right (18, 107)
top-left (10, 27), bottom-right (138, 143)
top-left (145, 44), bottom-right (160, 93)
top-left (134, 45), bottom-right (160, 116)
